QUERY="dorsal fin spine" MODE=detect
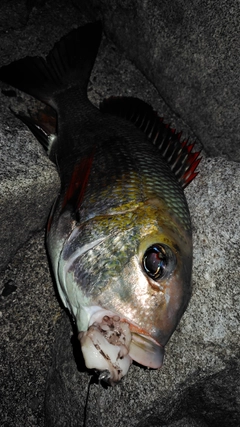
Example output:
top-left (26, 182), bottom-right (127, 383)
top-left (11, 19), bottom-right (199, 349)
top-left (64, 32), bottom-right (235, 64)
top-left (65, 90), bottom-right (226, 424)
top-left (177, 131), bottom-right (182, 140)
top-left (167, 143), bottom-right (179, 163)
top-left (153, 131), bottom-right (160, 145)
top-left (100, 96), bottom-right (201, 189)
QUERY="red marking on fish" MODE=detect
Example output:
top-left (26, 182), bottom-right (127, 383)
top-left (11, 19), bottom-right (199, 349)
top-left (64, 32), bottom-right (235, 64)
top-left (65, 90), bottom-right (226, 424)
top-left (61, 148), bottom-right (95, 212)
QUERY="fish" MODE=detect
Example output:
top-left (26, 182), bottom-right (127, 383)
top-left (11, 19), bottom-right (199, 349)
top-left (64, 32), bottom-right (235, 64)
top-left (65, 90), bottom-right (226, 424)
top-left (0, 22), bottom-right (201, 385)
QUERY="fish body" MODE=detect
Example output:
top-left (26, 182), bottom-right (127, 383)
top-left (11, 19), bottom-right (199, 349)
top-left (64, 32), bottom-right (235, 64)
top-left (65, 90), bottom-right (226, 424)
top-left (0, 22), bottom-right (200, 384)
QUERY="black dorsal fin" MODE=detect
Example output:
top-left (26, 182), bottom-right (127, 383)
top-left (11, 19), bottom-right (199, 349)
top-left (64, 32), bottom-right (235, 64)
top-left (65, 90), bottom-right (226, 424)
top-left (0, 22), bottom-right (102, 108)
top-left (100, 96), bottom-right (201, 189)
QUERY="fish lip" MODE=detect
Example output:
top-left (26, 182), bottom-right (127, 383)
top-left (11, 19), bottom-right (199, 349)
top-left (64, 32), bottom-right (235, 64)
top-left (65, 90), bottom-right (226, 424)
top-left (84, 306), bottom-right (164, 370)
top-left (128, 329), bottom-right (165, 369)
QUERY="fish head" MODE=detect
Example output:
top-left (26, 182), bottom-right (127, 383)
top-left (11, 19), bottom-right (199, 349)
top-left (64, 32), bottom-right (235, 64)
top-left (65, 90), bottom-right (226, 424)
top-left (56, 198), bottom-right (192, 383)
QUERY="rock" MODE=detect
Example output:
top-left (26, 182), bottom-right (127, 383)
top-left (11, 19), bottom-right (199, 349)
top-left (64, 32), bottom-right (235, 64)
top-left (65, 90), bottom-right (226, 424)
top-left (0, 231), bottom-right (61, 427)
top-left (87, 0), bottom-right (240, 161)
top-left (0, 1), bottom-right (239, 427)
top-left (0, 126), bottom-right (59, 270)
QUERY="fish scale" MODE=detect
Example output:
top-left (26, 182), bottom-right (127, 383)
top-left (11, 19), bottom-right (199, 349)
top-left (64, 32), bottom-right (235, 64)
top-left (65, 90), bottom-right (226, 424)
top-left (73, 127), bottom-right (192, 231)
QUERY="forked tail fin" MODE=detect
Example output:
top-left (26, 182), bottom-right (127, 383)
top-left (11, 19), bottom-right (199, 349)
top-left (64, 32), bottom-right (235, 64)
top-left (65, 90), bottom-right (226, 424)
top-left (0, 22), bottom-right (102, 108)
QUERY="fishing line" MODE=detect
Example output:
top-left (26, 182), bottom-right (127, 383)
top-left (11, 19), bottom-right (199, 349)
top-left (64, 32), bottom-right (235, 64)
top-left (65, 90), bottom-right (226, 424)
top-left (83, 371), bottom-right (109, 427)
top-left (83, 374), bottom-right (94, 427)
top-left (95, 370), bottom-right (111, 427)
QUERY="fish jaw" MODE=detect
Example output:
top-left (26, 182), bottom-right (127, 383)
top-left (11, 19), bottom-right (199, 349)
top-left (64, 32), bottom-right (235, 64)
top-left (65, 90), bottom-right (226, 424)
top-left (128, 330), bottom-right (164, 369)
top-left (78, 306), bottom-right (164, 384)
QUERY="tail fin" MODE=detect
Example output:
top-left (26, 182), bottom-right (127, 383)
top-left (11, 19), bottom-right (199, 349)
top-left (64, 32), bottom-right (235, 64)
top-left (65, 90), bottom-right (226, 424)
top-left (0, 22), bottom-right (102, 107)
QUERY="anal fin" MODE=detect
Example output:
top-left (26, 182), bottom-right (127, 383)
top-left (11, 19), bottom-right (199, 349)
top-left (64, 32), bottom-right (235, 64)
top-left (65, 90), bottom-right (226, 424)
top-left (12, 104), bottom-right (57, 155)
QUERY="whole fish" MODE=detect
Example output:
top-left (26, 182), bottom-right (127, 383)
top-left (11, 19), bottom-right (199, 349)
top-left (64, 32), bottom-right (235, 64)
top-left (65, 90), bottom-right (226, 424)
top-left (0, 22), bottom-right (200, 384)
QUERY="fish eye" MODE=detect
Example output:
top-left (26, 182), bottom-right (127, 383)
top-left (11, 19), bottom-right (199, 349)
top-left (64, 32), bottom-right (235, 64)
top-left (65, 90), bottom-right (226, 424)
top-left (142, 244), bottom-right (175, 280)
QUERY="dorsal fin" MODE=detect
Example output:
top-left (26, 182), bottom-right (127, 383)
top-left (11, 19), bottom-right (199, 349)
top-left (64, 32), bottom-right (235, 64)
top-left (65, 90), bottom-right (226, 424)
top-left (100, 96), bottom-right (201, 189)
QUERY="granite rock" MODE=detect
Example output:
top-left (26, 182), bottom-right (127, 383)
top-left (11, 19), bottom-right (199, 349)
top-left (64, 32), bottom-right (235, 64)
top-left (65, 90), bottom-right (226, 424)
top-left (87, 0), bottom-right (240, 162)
top-left (0, 231), bottom-right (61, 427)
top-left (0, 120), bottom-right (59, 270)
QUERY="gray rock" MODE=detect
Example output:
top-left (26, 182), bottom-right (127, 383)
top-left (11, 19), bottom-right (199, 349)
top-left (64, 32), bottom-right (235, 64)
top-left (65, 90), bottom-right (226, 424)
top-left (0, 1), bottom-right (239, 427)
top-left (0, 231), bottom-right (61, 427)
top-left (88, 0), bottom-right (240, 162)
top-left (0, 114), bottom-right (59, 270)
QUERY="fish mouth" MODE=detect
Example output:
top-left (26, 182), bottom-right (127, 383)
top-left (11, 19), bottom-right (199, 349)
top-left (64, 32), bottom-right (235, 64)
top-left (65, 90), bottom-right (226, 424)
top-left (129, 330), bottom-right (164, 369)
top-left (78, 307), bottom-right (164, 385)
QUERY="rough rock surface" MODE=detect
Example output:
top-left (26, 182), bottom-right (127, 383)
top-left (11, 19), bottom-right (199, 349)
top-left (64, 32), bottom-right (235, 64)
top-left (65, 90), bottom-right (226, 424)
top-left (0, 232), bottom-right (61, 427)
top-left (0, 126), bottom-right (59, 270)
top-left (0, 1), bottom-right (239, 427)
top-left (88, 0), bottom-right (240, 161)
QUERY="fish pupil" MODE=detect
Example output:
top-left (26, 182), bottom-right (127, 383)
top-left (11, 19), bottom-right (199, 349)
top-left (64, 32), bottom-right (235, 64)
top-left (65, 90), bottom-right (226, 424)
top-left (143, 244), bottom-right (167, 279)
